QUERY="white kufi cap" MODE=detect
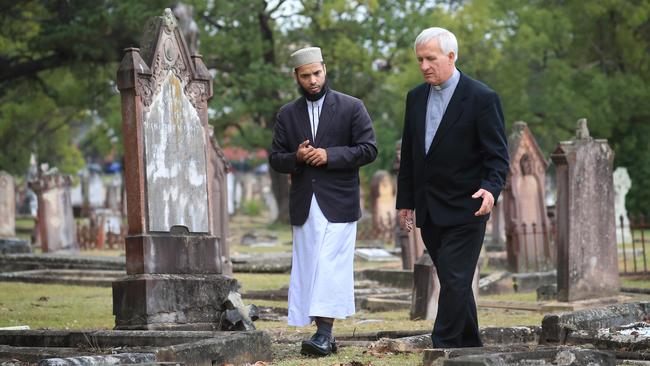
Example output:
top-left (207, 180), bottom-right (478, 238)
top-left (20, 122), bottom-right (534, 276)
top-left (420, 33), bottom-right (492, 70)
top-left (289, 47), bottom-right (323, 69)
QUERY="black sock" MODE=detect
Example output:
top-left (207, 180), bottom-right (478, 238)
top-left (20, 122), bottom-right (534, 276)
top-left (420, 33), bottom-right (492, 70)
top-left (315, 317), bottom-right (333, 338)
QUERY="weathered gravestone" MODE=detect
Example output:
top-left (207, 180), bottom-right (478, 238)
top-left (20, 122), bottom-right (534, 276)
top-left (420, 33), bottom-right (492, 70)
top-left (550, 118), bottom-right (619, 302)
top-left (113, 9), bottom-right (240, 330)
top-left (411, 250), bottom-right (480, 321)
top-left (0, 172), bottom-right (31, 254)
top-left (393, 139), bottom-right (426, 270)
top-left (504, 121), bottom-right (553, 272)
top-left (613, 167), bottom-right (632, 244)
top-left (28, 168), bottom-right (77, 253)
top-left (370, 170), bottom-right (396, 240)
top-left (208, 125), bottom-right (233, 276)
top-left (0, 171), bottom-right (16, 238)
top-left (485, 196), bottom-right (506, 252)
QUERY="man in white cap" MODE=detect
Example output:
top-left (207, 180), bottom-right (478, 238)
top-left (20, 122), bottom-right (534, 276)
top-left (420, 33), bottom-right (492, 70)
top-left (269, 46), bottom-right (377, 356)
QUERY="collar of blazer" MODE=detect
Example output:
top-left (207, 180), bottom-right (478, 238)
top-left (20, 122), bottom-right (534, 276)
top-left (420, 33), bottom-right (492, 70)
top-left (297, 90), bottom-right (337, 146)
top-left (414, 73), bottom-right (469, 159)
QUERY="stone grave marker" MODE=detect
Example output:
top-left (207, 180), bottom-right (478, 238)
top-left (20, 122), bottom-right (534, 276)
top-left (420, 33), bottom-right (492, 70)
top-left (504, 121), bottom-right (553, 272)
top-left (113, 9), bottom-right (239, 330)
top-left (393, 139), bottom-right (425, 270)
top-left (0, 172), bottom-right (31, 254)
top-left (551, 118), bottom-right (619, 302)
top-left (370, 170), bottom-right (396, 238)
top-left (613, 167), bottom-right (632, 244)
top-left (0, 171), bottom-right (16, 238)
top-left (411, 250), bottom-right (480, 320)
top-left (29, 168), bottom-right (77, 253)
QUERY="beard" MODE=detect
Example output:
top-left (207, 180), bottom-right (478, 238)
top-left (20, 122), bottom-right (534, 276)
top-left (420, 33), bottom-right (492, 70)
top-left (298, 79), bottom-right (329, 101)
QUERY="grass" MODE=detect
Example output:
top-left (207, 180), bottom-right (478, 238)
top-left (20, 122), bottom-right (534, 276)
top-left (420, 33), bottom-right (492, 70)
top-left (7, 213), bottom-right (649, 365)
top-left (0, 283), bottom-right (113, 330)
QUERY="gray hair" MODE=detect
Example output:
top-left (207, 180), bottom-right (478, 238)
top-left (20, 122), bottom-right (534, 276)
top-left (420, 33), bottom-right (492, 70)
top-left (414, 27), bottom-right (458, 62)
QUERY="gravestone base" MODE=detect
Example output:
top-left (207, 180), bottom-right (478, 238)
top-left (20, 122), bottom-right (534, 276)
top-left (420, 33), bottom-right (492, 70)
top-left (125, 234), bottom-right (221, 274)
top-left (0, 238), bottom-right (31, 254)
top-left (113, 273), bottom-right (237, 331)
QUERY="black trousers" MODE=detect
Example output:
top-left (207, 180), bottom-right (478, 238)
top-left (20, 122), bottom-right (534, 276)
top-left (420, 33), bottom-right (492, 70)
top-left (420, 219), bottom-right (486, 348)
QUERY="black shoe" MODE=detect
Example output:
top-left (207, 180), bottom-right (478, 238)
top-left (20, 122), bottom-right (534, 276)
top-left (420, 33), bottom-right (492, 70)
top-left (300, 333), bottom-right (337, 356)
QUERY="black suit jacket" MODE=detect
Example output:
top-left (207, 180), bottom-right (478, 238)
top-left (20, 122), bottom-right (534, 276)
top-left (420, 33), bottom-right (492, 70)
top-left (270, 89), bottom-right (377, 226)
top-left (396, 72), bottom-right (509, 227)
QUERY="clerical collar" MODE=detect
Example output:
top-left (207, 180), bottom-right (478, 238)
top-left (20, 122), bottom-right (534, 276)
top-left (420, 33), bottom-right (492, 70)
top-left (431, 68), bottom-right (460, 91)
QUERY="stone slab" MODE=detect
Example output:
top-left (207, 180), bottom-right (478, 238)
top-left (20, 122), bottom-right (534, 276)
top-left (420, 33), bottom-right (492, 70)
top-left (0, 238), bottom-right (31, 254)
top-left (423, 345), bottom-right (550, 366)
top-left (363, 297), bottom-right (411, 312)
top-left (0, 253), bottom-right (285, 274)
top-left (512, 270), bottom-right (556, 293)
top-left (441, 347), bottom-right (616, 366)
top-left (356, 269), bottom-right (413, 289)
top-left (541, 301), bottom-right (650, 344)
top-left (0, 269), bottom-right (123, 287)
top-left (0, 254), bottom-right (124, 273)
top-left (0, 329), bottom-right (271, 365)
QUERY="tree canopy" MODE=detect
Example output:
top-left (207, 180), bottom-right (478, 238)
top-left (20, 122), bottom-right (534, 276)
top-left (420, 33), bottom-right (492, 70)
top-left (1, 0), bottom-right (648, 215)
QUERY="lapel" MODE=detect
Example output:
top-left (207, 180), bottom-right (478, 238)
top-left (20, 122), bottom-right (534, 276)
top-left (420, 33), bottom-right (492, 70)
top-left (295, 97), bottom-right (314, 142)
top-left (425, 73), bottom-right (468, 160)
top-left (414, 84), bottom-right (429, 156)
top-left (314, 91), bottom-right (336, 146)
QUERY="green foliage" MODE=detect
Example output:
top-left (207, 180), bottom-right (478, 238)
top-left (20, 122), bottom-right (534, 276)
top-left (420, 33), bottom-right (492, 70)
top-left (1, 0), bottom-right (649, 212)
top-left (242, 199), bottom-right (264, 216)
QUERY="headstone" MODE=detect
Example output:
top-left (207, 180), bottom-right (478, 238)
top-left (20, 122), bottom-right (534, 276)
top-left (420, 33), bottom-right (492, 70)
top-left (28, 168), bottom-right (77, 253)
top-left (0, 172), bottom-right (31, 254)
top-left (0, 171), bottom-right (16, 238)
top-left (485, 195), bottom-right (506, 251)
top-left (613, 167), bottom-right (632, 244)
top-left (104, 174), bottom-right (123, 212)
top-left (113, 9), bottom-right (237, 330)
top-left (550, 118), bottom-right (619, 302)
top-left (87, 171), bottom-right (107, 209)
top-left (393, 139), bottom-right (426, 270)
top-left (504, 121), bottom-right (553, 272)
top-left (410, 250), bottom-right (480, 321)
top-left (370, 170), bottom-right (396, 241)
top-left (208, 126), bottom-right (233, 275)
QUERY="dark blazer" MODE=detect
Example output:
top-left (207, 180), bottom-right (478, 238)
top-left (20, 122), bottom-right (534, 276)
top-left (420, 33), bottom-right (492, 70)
top-left (396, 72), bottom-right (509, 227)
top-left (270, 89), bottom-right (377, 226)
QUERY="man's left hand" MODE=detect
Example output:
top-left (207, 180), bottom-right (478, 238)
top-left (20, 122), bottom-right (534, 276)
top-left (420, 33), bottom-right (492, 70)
top-left (472, 189), bottom-right (494, 216)
top-left (305, 148), bottom-right (328, 166)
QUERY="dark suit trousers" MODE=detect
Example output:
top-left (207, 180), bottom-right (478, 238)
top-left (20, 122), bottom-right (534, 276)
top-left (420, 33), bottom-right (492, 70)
top-left (420, 218), bottom-right (486, 348)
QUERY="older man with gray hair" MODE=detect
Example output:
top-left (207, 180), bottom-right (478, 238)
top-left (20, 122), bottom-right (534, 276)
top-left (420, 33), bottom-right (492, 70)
top-left (396, 27), bottom-right (509, 348)
top-left (269, 46), bottom-right (377, 356)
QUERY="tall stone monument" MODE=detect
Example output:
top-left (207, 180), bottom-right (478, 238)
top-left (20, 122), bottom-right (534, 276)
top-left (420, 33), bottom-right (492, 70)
top-left (503, 121), bottom-right (553, 272)
top-left (613, 167), bottom-right (632, 244)
top-left (29, 168), bottom-right (77, 253)
top-left (113, 9), bottom-right (236, 330)
top-left (0, 172), bottom-right (31, 254)
top-left (551, 118), bottom-right (619, 302)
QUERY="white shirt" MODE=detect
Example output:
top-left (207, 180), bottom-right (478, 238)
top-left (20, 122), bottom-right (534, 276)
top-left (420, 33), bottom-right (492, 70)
top-left (307, 94), bottom-right (326, 140)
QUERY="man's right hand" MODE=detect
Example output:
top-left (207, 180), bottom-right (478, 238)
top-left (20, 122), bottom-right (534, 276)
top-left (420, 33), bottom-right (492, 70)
top-left (296, 140), bottom-right (313, 163)
top-left (398, 209), bottom-right (414, 232)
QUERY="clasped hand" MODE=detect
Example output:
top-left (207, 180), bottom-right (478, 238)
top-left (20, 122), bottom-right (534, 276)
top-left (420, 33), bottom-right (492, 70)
top-left (296, 139), bottom-right (327, 167)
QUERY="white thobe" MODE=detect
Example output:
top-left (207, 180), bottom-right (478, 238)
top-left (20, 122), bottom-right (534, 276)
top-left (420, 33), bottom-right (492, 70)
top-left (288, 195), bottom-right (357, 326)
